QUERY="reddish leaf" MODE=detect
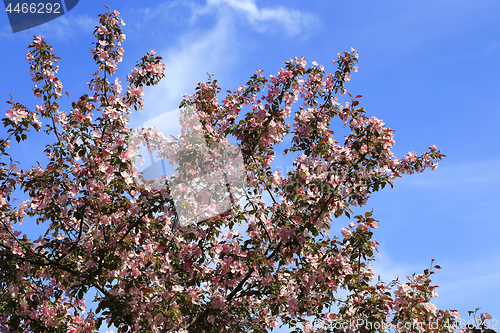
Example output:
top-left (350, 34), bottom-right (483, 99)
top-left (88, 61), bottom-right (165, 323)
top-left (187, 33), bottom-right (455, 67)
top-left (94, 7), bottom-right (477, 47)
top-left (140, 287), bottom-right (153, 294)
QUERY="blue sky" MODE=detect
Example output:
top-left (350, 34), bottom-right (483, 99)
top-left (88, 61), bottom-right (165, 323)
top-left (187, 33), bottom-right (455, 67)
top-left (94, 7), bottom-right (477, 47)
top-left (1, 0), bottom-right (499, 332)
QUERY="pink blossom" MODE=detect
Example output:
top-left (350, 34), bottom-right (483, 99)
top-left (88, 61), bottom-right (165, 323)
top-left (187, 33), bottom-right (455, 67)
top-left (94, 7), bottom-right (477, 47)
top-left (96, 25), bottom-right (108, 35)
top-left (424, 302), bottom-right (438, 314)
top-left (211, 294), bottom-right (226, 309)
top-left (481, 312), bottom-right (492, 321)
top-left (287, 297), bottom-right (299, 315)
top-left (299, 56), bottom-right (307, 68)
top-left (6, 108), bottom-right (28, 125)
top-left (33, 35), bottom-right (44, 47)
top-left (25, 51), bottom-right (34, 61)
top-left (54, 81), bottom-right (63, 96)
top-left (127, 86), bottom-right (144, 98)
top-left (341, 227), bottom-right (352, 239)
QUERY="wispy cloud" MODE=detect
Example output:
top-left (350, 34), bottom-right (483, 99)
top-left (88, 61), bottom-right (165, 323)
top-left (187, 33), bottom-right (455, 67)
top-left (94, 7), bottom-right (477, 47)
top-left (130, 0), bottom-right (319, 128)
top-left (449, 41), bottom-right (500, 61)
top-left (398, 158), bottom-right (500, 191)
top-left (44, 14), bottom-right (95, 36)
top-left (0, 13), bottom-right (95, 40)
top-left (370, 248), bottom-right (427, 283)
top-left (131, 12), bottom-right (236, 127)
top-left (206, 0), bottom-right (319, 36)
top-left (425, 250), bottom-right (500, 316)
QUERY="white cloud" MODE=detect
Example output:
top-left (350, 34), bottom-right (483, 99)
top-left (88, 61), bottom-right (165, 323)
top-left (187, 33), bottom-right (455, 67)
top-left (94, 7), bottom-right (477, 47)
top-left (129, 0), bottom-right (320, 127)
top-left (45, 14), bottom-right (95, 36)
top-left (207, 0), bottom-right (319, 36)
top-left (399, 158), bottom-right (500, 191)
top-left (433, 251), bottom-right (500, 294)
top-left (131, 13), bottom-right (236, 127)
top-left (370, 248), bottom-right (426, 283)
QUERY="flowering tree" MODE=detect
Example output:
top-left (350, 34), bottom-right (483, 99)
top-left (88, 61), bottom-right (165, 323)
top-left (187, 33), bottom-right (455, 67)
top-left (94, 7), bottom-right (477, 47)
top-left (0, 8), bottom-right (495, 333)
